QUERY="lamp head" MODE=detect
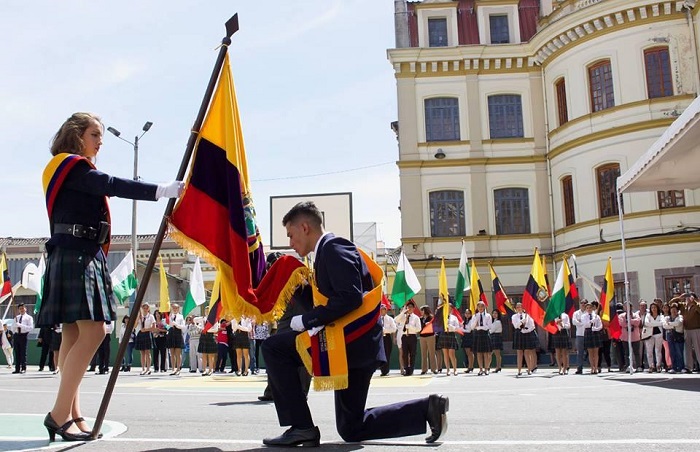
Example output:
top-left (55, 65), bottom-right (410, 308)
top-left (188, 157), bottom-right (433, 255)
top-left (434, 148), bottom-right (446, 159)
top-left (142, 121), bottom-right (153, 132)
top-left (107, 127), bottom-right (121, 137)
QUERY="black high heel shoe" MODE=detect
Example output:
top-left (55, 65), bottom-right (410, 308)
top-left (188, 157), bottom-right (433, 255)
top-left (44, 413), bottom-right (91, 442)
top-left (73, 417), bottom-right (103, 439)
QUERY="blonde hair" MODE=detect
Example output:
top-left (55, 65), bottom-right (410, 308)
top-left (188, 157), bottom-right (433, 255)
top-left (50, 112), bottom-right (102, 156)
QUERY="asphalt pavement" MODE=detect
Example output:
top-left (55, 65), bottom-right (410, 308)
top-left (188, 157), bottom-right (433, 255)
top-left (1, 364), bottom-right (699, 452)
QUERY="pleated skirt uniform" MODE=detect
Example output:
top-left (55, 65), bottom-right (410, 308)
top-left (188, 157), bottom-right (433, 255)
top-left (166, 328), bottom-right (184, 349)
top-left (232, 330), bottom-right (250, 349)
top-left (437, 332), bottom-right (459, 350)
top-left (135, 331), bottom-right (152, 350)
top-left (584, 328), bottom-right (603, 349)
top-left (490, 332), bottom-right (503, 350)
top-left (472, 330), bottom-right (493, 353)
top-left (461, 331), bottom-right (474, 349)
top-left (198, 333), bottom-right (218, 354)
top-left (552, 329), bottom-right (572, 349)
top-left (37, 247), bottom-right (116, 327)
top-left (514, 330), bottom-right (538, 350)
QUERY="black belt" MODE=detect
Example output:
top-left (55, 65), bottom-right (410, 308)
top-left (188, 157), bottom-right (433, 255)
top-left (54, 222), bottom-right (110, 244)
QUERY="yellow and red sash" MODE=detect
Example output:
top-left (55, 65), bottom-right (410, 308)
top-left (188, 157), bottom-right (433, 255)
top-left (42, 153), bottom-right (112, 254)
top-left (295, 249), bottom-right (383, 391)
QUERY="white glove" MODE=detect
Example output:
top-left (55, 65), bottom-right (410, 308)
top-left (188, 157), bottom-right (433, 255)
top-left (156, 180), bottom-right (184, 199)
top-left (290, 315), bottom-right (305, 332)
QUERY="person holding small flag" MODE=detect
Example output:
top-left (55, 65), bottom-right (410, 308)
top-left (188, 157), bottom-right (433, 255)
top-left (489, 310), bottom-right (503, 373)
top-left (582, 302), bottom-right (603, 374)
top-left (166, 303), bottom-right (186, 376)
top-left (552, 311), bottom-right (572, 375)
top-left (512, 302), bottom-right (537, 376)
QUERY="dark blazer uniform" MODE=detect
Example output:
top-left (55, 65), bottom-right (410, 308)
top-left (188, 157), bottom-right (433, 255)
top-left (263, 234), bottom-right (431, 442)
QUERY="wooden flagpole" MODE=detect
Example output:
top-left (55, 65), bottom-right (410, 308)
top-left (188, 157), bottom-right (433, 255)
top-left (91, 14), bottom-right (240, 438)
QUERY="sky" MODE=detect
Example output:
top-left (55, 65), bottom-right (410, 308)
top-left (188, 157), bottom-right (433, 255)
top-left (0, 1), bottom-right (402, 247)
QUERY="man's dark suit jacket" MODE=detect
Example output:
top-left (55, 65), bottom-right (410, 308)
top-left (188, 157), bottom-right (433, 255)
top-left (300, 233), bottom-right (386, 370)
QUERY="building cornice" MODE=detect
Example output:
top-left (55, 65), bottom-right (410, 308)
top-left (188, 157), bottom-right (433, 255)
top-left (397, 154), bottom-right (546, 169)
top-left (547, 118), bottom-right (674, 160)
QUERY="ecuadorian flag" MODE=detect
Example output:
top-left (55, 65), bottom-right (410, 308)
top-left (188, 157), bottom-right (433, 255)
top-left (170, 54), bottom-right (308, 322)
top-left (169, 53), bottom-right (266, 318)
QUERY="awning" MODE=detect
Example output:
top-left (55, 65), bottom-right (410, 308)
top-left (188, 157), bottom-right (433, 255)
top-left (618, 95), bottom-right (700, 193)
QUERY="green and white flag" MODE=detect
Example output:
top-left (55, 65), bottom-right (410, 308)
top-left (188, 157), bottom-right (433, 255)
top-left (25, 256), bottom-right (45, 315)
top-left (110, 251), bottom-right (137, 305)
top-left (391, 251), bottom-right (421, 308)
top-left (454, 241), bottom-right (470, 309)
top-left (183, 257), bottom-right (206, 317)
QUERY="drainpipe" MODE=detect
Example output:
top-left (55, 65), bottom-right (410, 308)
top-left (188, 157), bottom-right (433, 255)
top-left (685, 2), bottom-right (700, 91)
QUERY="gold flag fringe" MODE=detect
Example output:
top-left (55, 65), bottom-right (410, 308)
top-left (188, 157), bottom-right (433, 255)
top-left (169, 225), bottom-right (309, 324)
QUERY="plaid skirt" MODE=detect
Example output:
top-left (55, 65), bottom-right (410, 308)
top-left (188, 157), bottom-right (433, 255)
top-left (472, 330), bottom-right (492, 353)
top-left (166, 328), bottom-right (184, 349)
top-left (437, 332), bottom-right (459, 350)
top-left (232, 331), bottom-right (250, 349)
top-left (490, 332), bottom-right (503, 350)
top-left (37, 247), bottom-right (116, 327)
top-left (198, 333), bottom-right (218, 354)
top-left (552, 329), bottom-right (572, 349)
top-left (584, 328), bottom-right (603, 349)
top-left (514, 330), bottom-right (538, 350)
top-left (461, 331), bottom-right (474, 349)
top-left (135, 331), bottom-right (152, 351)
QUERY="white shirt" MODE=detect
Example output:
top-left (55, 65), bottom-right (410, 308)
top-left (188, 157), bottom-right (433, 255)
top-left (137, 313), bottom-right (156, 333)
top-left (14, 312), bottom-right (34, 333)
top-left (557, 313), bottom-right (571, 331)
top-left (170, 313), bottom-right (187, 331)
top-left (234, 317), bottom-right (252, 333)
top-left (512, 313), bottom-right (535, 333)
top-left (489, 319), bottom-right (503, 334)
top-left (470, 311), bottom-right (492, 331)
top-left (104, 322), bottom-right (114, 335)
top-left (663, 314), bottom-right (684, 333)
top-left (382, 314), bottom-right (397, 335)
top-left (572, 309), bottom-right (587, 337)
top-left (313, 232), bottom-right (333, 257)
top-left (447, 315), bottom-right (460, 333)
top-left (644, 313), bottom-right (663, 337)
top-left (581, 312), bottom-right (603, 332)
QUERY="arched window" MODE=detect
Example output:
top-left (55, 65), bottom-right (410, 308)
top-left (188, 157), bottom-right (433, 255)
top-left (561, 175), bottom-right (575, 226)
top-left (644, 46), bottom-right (673, 99)
top-left (555, 78), bottom-right (568, 126)
top-left (588, 60), bottom-right (614, 112)
top-left (494, 188), bottom-right (530, 235)
top-left (425, 98), bottom-right (460, 141)
top-left (488, 94), bottom-right (524, 139)
top-left (596, 163), bottom-right (621, 218)
top-left (429, 190), bottom-right (466, 237)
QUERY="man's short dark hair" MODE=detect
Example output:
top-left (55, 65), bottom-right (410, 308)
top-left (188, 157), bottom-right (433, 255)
top-left (17, 303), bottom-right (25, 308)
top-left (282, 201), bottom-right (323, 227)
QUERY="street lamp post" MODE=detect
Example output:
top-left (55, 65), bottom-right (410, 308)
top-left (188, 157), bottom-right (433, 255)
top-left (107, 122), bottom-right (153, 271)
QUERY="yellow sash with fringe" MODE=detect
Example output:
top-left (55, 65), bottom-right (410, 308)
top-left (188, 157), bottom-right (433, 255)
top-left (296, 249), bottom-right (383, 391)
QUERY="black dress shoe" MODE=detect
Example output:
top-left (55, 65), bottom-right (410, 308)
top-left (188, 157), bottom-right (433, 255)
top-left (425, 394), bottom-right (449, 443)
top-left (258, 394), bottom-right (273, 402)
top-left (262, 426), bottom-right (320, 447)
top-left (44, 412), bottom-right (92, 442)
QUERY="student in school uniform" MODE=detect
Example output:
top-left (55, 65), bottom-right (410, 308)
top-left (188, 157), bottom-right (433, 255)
top-left (489, 310), bottom-right (504, 373)
top-left (198, 316), bottom-right (219, 376)
top-left (231, 316), bottom-right (252, 376)
top-left (553, 311), bottom-right (572, 375)
top-left (582, 302), bottom-right (603, 374)
top-left (460, 309), bottom-right (474, 373)
top-left (395, 300), bottom-right (421, 376)
top-left (378, 305), bottom-right (397, 376)
top-left (135, 304), bottom-right (156, 375)
top-left (470, 301), bottom-right (493, 376)
top-left (512, 302), bottom-right (538, 376)
top-left (166, 303), bottom-right (186, 376)
top-left (436, 305), bottom-right (460, 376)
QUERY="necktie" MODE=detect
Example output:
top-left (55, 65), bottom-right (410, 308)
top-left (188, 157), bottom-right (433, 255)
top-left (18, 315), bottom-right (23, 333)
top-left (480, 314), bottom-right (483, 326)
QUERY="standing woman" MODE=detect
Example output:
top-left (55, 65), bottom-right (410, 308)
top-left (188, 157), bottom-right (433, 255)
top-left (436, 303), bottom-right (460, 376)
top-left (166, 303), bottom-right (186, 376)
top-left (36, 112), bottom-right (182, 441)
top-left (643, 301), bottom-right (664, 373)
top-left (582, 303), bottom-right (603, 374)
top-left (135, 304), bottom-right (156, 375)
top-left (198, 315), bottom-right (218, 376)
top-left (461, 309), bottom-right (474, 373)
top-left (152, 310), bottom-right (168, 373)
top-left (186, 316), bottom-right (203, 373)
top-left (512, 302), bottom-right (537, 376)
top-left (118, 316), bottom-right (134, 372)
top-left (418, 305), bottom-right (437, 375)
top-left (252, 320), bottom-right (271, 375)
top-left (470, 301), bottom-right (493, 375)
top-left (552, 311), bottom-right (571, 375)
top-left (232, 316), bottom-right (252, 376)
top-left (489, 310), bottom-right (503, 373)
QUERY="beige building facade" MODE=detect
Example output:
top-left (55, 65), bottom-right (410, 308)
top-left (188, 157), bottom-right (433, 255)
top-left (389, 0), bottom-right (700, 316)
